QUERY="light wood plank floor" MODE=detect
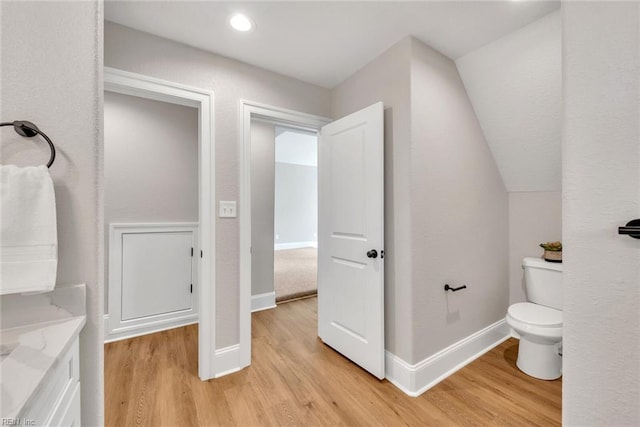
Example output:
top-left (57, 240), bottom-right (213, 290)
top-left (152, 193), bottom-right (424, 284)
top-left (105, 298), bottom-right (561, 426)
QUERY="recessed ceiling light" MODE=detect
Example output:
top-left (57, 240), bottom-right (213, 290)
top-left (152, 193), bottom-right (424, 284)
top-left (230, 13), bottom-right (254, 32)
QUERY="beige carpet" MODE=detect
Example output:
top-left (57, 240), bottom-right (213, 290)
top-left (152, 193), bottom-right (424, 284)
top-left (274, 247), bottom-right (317, 302)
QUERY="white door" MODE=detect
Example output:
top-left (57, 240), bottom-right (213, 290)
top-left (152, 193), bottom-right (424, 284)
top-left (318, 102), bottom-right (385, 379)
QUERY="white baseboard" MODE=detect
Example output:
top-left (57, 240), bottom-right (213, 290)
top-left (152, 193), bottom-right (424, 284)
top-left (104, 313), bottom-right (198, 343)
top-left (385, 319), bottom-right (511, 397)
top-left (274, 241), bottom-right (317, 251)
top-left (214, 344), bottom-right (243, 378)
top-left (251, 291), bottom-right (277, 312)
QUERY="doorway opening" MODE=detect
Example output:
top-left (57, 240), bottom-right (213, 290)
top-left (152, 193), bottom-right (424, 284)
top-left (104, 90), bottom-right (199, 341)
top-left (251, 121), bottom-right (319, 307)
top-left (239, 101), bottom-right (330, 367)
top-left (241, 101), bottom-right (385, 379)
top-left (274, 126), bottom-right (319, 303)
top-left (103, 68), bottom-right (216, 380)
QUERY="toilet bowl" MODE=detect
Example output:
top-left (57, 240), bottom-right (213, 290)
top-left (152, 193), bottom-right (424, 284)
top-left (506, 302), bottom-right (562, 380)
top-left (506, 257), bottom-right (563, 380)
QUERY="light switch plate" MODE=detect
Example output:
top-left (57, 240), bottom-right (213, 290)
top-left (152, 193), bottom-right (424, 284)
top-left (219, 201), bottom-right (237, 218)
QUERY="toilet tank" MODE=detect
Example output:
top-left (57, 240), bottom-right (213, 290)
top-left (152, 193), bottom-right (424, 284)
top-left (523, 257), bottom-right (563, 310)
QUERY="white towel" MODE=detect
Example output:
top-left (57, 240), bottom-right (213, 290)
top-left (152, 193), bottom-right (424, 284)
top-left (1, 165), bottom-right (57, 294)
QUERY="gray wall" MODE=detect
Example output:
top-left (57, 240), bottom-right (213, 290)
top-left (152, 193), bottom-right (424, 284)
top-left (456, 11), bottom-right (562, 307)
top-left (409, 39), bottom-right (508, 362)
top-left (274, 162), bottom-right (318, 245)
top-left (0, 2), bottom-right (104, 425)
top-left (105, 22), bottom-right (332, 347)
top-left (104, 91), bottom-right (199, 313)
top-left (251, 121), bottom-right (275, 296)
top-left (333, 37), bottom-right (509, 364)
top-left (331, 37), bottom-right (414, 361)
top-left (563, 2), bottom-right (640, 424)
top-left (509, 192), bottom-right (562, 304)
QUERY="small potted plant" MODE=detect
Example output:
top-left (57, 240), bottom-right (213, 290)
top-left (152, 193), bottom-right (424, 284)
top-left (540, 241), bottom-right (562, 263)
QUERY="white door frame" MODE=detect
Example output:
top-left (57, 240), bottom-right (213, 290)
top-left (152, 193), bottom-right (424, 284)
top-left (238, 100), bottom-right (331, 366)
top-left (104, 67), bottom-right (216, 380)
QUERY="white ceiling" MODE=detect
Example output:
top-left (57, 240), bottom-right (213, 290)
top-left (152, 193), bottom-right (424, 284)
top-left (105, 0), bottom-right (560, 89)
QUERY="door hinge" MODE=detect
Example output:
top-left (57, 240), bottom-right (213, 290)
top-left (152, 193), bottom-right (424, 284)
top-left (191, 247), bottom-right (194, 257)
top-left (190, 284), bottom-right (193, 293)
top-left (200, 250), bottom-right (203, 258)
top-left (381, 250), bottom-right (384, 259)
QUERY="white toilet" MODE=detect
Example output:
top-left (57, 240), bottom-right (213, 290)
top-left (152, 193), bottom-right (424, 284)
top-left (506, 257), bottom-right (563, 380)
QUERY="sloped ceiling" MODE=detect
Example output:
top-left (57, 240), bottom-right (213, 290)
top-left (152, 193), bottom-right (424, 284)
top-left (456, 11), bottom-right (561, 192)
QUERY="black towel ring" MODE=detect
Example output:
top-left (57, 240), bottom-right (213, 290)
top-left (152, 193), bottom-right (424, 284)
top-left (0, 120), bottom-right (56, 168)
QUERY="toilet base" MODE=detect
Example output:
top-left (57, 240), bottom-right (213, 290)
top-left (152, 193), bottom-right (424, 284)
top-left (516, 337), bottom-right (562, 380)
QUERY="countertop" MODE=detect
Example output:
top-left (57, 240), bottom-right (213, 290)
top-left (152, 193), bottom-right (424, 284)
top-left (0, 284), bottom-right (86, 420)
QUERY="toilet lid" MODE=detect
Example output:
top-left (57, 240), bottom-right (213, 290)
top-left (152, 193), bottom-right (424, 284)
top-left (508, 302), bottom-right (562, 327)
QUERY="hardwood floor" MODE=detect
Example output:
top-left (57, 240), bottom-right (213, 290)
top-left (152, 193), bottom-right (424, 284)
top-left (105, 298), bottom-right (561, 426)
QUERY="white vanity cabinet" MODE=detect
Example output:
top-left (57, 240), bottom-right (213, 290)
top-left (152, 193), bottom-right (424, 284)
top-left (0, 285), bottom-right (86, 426)
top-left (20, 337), bottom-right (81, 426)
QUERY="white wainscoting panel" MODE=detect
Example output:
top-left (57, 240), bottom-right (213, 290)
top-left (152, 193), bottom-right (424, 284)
top-left (107, 223), bottom-right (199, 342)
top-left (121, 231), bottom-right (193, 320)
top-left (385, 319), bottom-right (511, 397)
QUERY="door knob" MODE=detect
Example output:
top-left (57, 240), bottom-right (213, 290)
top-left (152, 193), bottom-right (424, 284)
top-left (367, 249), bottom-right (378, 259)
top-left (619, 219), bottom-right (640, 239)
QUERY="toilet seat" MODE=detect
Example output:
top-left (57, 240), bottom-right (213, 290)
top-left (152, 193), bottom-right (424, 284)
top-left (508, 302), bottom-right (562, 327)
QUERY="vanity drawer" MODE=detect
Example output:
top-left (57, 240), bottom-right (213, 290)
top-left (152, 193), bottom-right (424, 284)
top-left (21, 338), bottom-right (80, 426)
top-left (48, 383), bottom-right (81, 427)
